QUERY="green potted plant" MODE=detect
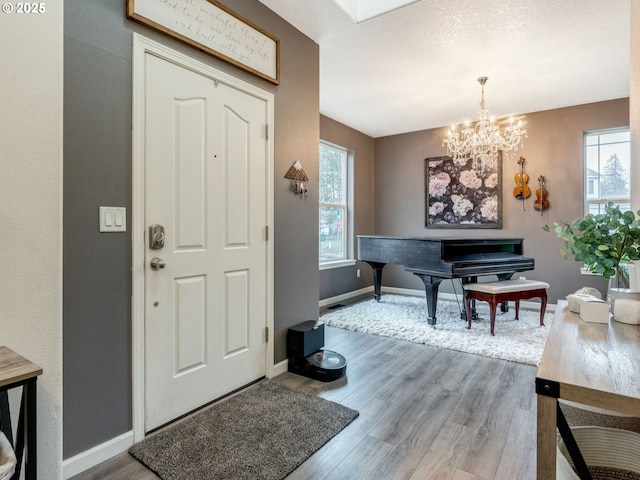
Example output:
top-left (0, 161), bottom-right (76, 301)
top-left (543, 202), bottom-right (640, 289)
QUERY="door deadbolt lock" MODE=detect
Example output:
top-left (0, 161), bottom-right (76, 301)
top-left (150, 257), bottom-right (166, 270)
top-left (149, 224), bottom-right (165, 250)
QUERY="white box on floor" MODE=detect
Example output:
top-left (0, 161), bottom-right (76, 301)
top-left (579, 299), bottom-right (610, 324)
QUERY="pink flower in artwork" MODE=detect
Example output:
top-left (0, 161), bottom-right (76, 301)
top-left (458, 169), bottom-right (482, 189)
top-left (429, 172), bottom-right (451, 198)
top-left (429, 202), bottom-right (445, 216)
top-left (480, 195), bottom-right (499, 221)
top-left (484, 173), bottom-right (499, 189)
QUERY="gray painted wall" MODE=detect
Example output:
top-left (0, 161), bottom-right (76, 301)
top-left (319, 115), bottom-right (376, 300)
top-left (319, 100), bottom-right (629, 304)
top-left (62, 0), bottom-right (631, 463)
top-left (371, 99), bottom-right (629, 304)
top-left (64, 31), bottom-right (133, 454)
top-left (63, 0), bottom-right (319, 459)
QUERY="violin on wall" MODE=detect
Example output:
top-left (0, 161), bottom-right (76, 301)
top-left (513, 157), bottom-right (530, 208)
top-left (534, 175), bottom-right (549, 214)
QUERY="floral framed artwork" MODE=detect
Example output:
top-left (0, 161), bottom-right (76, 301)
top-left (425, 155), bottom-right (502, 228)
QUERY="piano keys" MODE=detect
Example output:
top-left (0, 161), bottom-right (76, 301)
top-left (357, 236), bottom-right (535, 325)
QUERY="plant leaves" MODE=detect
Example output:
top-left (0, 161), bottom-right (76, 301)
top-left (544, 202), bottom-right (640, 282)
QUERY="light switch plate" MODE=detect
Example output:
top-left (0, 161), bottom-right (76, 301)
top-left (100, 206), bottom-right (126, 232)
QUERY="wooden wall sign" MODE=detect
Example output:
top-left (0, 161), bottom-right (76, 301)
top-left (127, 0), bottom-right (280, 84)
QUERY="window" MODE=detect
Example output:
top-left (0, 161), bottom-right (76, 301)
top-left (584, 128), bottom-right (630, 215)
top-left (319, 142), bottom-right (351, 266)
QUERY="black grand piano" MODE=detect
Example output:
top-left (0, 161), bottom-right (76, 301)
top-left (357, 236), bottom-right (535, 325)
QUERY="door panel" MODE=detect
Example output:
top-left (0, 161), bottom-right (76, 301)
top-left (174, 275), bottom-right (206, 375)
top-left (224, 107), bottom-right (250, 246)
top-left (224, 269), bottom-right (249, 356)
top-left (143, 52), bottom-right (267, 431)
top-left (174, 98), bottom-right (206, 249)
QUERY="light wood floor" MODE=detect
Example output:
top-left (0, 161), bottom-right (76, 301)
top-left (71, 315), bottom-right (538, 480)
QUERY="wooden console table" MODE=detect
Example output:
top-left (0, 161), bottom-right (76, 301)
top-left (0, 346), bottom-right (42, 480)
top-left (536, 300), bottom-right (640, 479)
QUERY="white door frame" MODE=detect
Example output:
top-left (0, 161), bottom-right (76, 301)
top-left (131, 33), bottom-right (274, 442)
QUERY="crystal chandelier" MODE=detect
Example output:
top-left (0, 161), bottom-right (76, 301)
top-left (442, 76), bottom-right (526, 172)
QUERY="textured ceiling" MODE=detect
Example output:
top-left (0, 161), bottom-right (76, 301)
top-left (258, 0), bottom-right (630, 138)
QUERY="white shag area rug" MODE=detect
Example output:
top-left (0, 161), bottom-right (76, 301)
top-left (322, 294), bottom-right (553, 365)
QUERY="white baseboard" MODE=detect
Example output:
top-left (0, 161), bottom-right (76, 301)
top-left (273, 358), bottom-right (289, 377)
top-left (380, 286), bottom-right (430, 297)
top-left (321, 286), bottom-right (556, 312)
top-left (319, 285), bottom-right (459, 306)
top-left (318, 286), bottom-right (373, 307)
top-left (63, 430), bottom-right (134, 479)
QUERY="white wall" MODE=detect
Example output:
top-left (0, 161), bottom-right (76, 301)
top-left (0, 4), bottom-right (64, 478)
top-left (631, 0), bottom-right (640, 212)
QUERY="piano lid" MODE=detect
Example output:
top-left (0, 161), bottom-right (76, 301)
top-left (357, 235), bottom-right (525, 243)
top-left (357, 236), bottom-right (532, 278)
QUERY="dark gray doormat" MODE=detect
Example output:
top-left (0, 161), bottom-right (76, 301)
top-left (129, 380), bottom-right (359, 480)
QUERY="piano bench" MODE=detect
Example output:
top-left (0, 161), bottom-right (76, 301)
top-left (463, 279), bottom-right (549, 335)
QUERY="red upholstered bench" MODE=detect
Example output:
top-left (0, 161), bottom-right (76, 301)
top-left (463, 279), bottom-right (549, 335)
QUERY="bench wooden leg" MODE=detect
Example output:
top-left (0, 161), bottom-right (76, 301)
top-left (540, 292), bottom-right (547, 327)
top-left (489, 301), bottom-right (497, 336)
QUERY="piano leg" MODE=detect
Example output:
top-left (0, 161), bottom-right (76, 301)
top-left (461, 277), bottom-right (479, 320)
top-left (365, 262), bottom-right (386, 301)
top-left (412, 274), bottom-right (443, 326)
top-left (461, 301), bottom-right (479, 320)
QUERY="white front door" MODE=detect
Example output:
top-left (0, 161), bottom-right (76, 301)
top-left (141, 49), bottom-right (270, 431)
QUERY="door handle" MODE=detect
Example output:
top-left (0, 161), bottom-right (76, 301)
top-left (149, 224), bottom-right (165, 250)
top-left (150, 257), bottom-right (166, 270)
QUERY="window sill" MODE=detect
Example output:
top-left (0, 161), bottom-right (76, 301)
top-left (319, 259), bottom-right (356, 271)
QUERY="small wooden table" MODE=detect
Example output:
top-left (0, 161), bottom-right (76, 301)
top-left (536, 300), bottom-right (640, 479)
top-left (0, 346), bottom-right (42, 480)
